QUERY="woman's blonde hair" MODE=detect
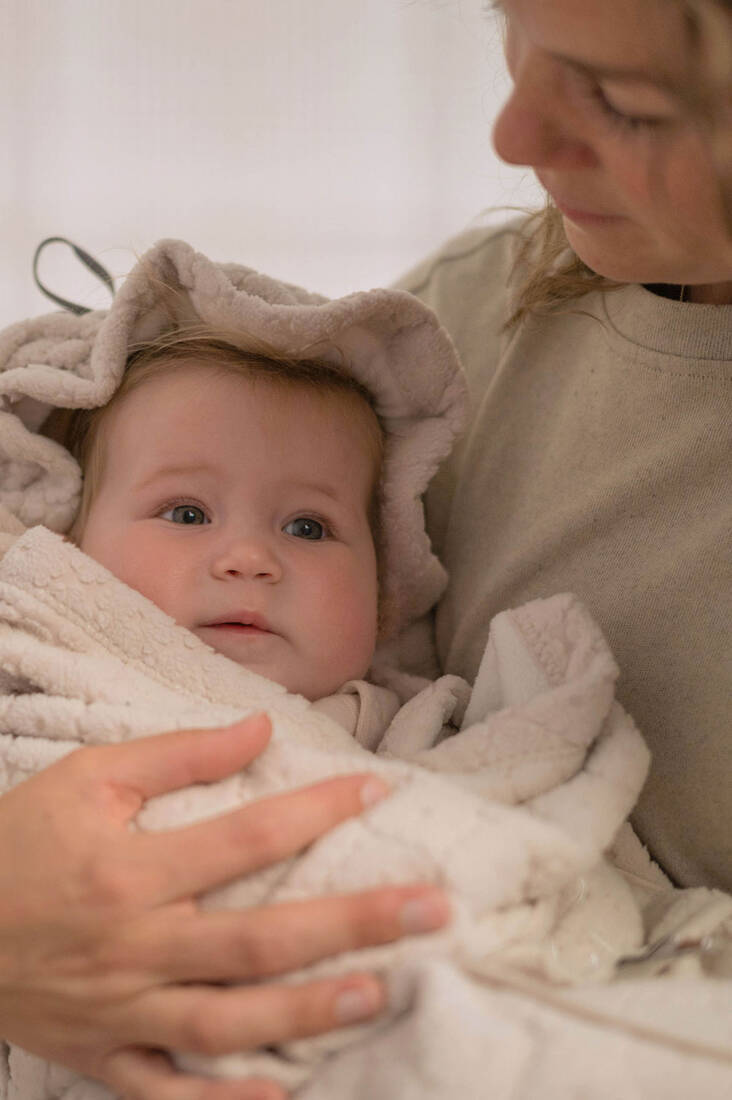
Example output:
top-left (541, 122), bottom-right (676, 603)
top-left (509, 0), bottom-right (732, 325)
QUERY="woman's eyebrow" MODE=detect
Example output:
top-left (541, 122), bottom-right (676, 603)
top-left (487, 1), bottom-right (679, 89)
top-left (558, 54), bottom-right (678, 90)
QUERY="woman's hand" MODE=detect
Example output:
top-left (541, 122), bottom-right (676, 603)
top-left (0, 714), bottom-right (449, 1100)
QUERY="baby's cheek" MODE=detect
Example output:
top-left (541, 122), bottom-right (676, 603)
top-left (322, 569), bottom-right (379, 675)
top-left (81, 526), bottom-right (188, 624)
top-left (78, 519), bottom-right (125, 578)
top-left (117, 552), bottom-right (192, 623)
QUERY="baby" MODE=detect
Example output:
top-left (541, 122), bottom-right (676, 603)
top-left (0, 240), bottom-right (650, 1100)
top-left (71, 336), bottom-right (384, 704)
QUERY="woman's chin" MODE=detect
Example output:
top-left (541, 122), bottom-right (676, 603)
top-left (562, 216), bottom-right (732, 291)
top-left (561, 218), bottom-right (652, 284)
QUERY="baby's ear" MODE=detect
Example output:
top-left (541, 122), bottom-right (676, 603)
top-left (64, 494), bottom-right (88, 547)
top-left (38, 407), bottom-right (76, 447)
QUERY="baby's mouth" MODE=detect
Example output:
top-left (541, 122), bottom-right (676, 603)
top-left (199, 612), bottom-right (275, 635)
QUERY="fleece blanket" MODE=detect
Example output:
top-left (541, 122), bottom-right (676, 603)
top-left (1, 525), bottom-right (731, 1099)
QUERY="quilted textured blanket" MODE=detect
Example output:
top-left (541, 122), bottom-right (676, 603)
top-left (2, 524), bottom-right (730, 1099)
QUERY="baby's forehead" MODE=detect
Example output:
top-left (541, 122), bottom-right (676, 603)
top-left (101, 358), bottom-right (383, 485)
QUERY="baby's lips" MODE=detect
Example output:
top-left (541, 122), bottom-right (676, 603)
top-left (200, 610), bottom-right (274, 632)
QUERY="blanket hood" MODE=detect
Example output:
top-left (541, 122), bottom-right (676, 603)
top-left (0, 239), bottom-right (467, 638)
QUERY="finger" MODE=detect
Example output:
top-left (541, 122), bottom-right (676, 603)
top-left (125, 974), bottom-right (385, 1053)
top-left (134, 773), bottom-right (391, 903)
top-left (124, 885), bottom-right (450, 983)
top-left (105, 1048), bottom-right (286, 1100)
top-left (101, 714), bottom-right (273, 802)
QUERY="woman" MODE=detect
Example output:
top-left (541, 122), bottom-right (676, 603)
top-left (400, 0), bottom-right (731, 894)
top-left (2, 0), bottom-right (729, 1097)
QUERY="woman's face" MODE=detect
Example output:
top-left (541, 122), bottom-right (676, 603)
top-left (492, 0), bottom-right (732, 301)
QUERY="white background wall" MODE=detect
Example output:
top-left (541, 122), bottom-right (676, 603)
top-left (1, 0), bottom-right (541, 325)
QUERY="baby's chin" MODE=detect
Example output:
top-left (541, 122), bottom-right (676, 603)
top-left (193, 624), bottom-right (369, 701)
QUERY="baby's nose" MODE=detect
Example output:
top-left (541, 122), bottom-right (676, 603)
top-left (210, 535), bottom-right (283, 582)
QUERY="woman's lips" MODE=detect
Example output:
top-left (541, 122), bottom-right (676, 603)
top-left (556, 201), bottom-right (623, 226)
top-left (538, 177), bottom-right (623, 225)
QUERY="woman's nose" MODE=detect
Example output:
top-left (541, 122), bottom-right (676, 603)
top-left (492, 47), bottom-right (596, 171)
top-left (210, 535), bottom-right (283, 582)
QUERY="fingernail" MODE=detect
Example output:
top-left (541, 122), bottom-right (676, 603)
top-left (399, 890), bottom-right (450, 934)
top-left (335, 981), bottom-right (383, 1024)
top-left (228, 711), bottom-right (264, 728)
top-left (360, 776), bottom-right (391, 808)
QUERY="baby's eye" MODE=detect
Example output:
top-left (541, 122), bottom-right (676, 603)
top-left (283, 516), bottom-right (327, 540)
top-left (160, 504), bottom-right (209, 525)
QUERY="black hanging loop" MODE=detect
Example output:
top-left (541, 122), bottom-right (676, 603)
top-left (32, 237), bottom-right (116, 316)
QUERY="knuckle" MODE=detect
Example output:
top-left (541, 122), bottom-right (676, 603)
top-left (58, 743), bottom-right (104, 786)
top-left (346, 889), bottom-right (397, 941)
top-left (179, 1001), bottom-right (231, 1056)
top-left (79, 854), bottom-right (136, 912)
top-left (236, 810), bottom-right (283, 860)
top-left (239, 930), bottom-right (287, 979)
top-left (273, 984), bottom-right (322, 1037)
top-left (92, 930), bottom-right (137, 976)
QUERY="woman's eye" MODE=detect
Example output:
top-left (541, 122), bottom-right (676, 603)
top-left (572, 66), bottom-right (676, 134)
top-left (283, 516), bottom-right (326, 540)
top-left (588, 77), bottom-right (678, 132)
top-left (596, 89), bottom-right (663, 129)
top-left (160, 504), bottom-right (209, 525)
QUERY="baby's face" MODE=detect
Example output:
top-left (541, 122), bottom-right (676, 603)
top-left (79, 365), bottom-right (379, 700)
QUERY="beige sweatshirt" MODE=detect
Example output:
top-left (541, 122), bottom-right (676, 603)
top-left (398, 220), bottom-right (731, 892)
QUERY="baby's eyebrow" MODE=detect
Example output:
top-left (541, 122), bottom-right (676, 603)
top-left (133, 468), bottom-right (346, 503)
top-left (288, 480), bottom-right (344, 503)
top-left (133, 463), bottom-right (213, 491)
